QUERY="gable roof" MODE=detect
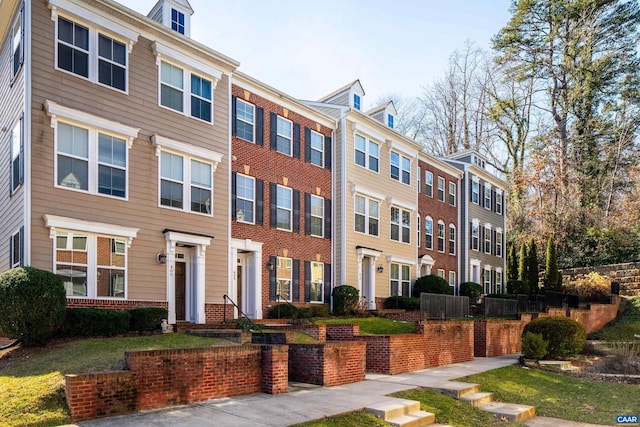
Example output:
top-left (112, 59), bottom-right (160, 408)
top-left (317, 79), bottom-right (364, 103)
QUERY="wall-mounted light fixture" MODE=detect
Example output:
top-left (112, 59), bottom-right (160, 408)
top-left (267, 261), bottom-right (274, 271)
top-left (377, 265), bottom-right (384, 273)
top-left (156, 251), bottom-right (166, 264)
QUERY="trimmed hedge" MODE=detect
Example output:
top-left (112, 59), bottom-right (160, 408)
top-left (507, 280), bottom-right (529, 295)
top-left (522, 316), bottom-right (586, 359)
top-left (459, 282), bottom-right (482, 302)
top-left (0, 267), bottom-right (67, 346)
top-left (267, 303), bottom-right (299, 319)
top-left (129, 307), bottom-right (168, 332)
top-left (412, 275), bottom-right (452, 298)
top-left (522, 331), bottom-right (548, 360)
top-left (332, 285), bottom-right (359, 315)
top-left (383, 296), bottom-right (420, 310)
top-left (63, 308), bottom-right (130, 337)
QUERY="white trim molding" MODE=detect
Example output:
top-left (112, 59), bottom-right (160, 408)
top-left (152, 40), bottom-right (222, 87)
top-left (386, 255), bottom-right (415, 266)
top-left (349, 182), bottom-right (385, 202)
top-left (152, 134), bottom-right (223, 171)
top-left (43, 214), bottom-right (139, 247)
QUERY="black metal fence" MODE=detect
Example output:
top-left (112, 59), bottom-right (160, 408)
top-left (484, 297), bottom-right (519, 318)
top-left (420, 293), bottom-right (469, 320)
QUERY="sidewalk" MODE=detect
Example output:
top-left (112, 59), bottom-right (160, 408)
top-left (73, 355), bottom-right (520, 427)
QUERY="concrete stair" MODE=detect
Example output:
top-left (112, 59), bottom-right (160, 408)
top-left (427, 381), bottom-right (535, 423)
top-left (365, 398), bottom-right (436, 427)
top-left (538, 360), bottom-right (581, 372)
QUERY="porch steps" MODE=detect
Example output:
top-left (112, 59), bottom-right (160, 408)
top-left (426, 381), bottom-right (535, 423)
top-left (365, 398), bottom-right (436, 427)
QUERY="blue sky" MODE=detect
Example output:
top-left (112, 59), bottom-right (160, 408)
top-left (129, 0), bottom-right (512, 108)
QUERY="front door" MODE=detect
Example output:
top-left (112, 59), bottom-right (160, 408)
top-left (175, 262), bottom-right (186, 321)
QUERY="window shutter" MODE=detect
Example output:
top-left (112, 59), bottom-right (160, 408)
top-left (324, 263), bottom-right (332, 304)
top-left (256, 107), bottom-right (264, 146)
top-left (493, 230), bottom-right (497, 255)
top-left (19, 226), bottom-right (24, 267)
top-left (304, 260), bottom-right (311, 302)
top-left (480, 226), bottom-right (485, 248)
top-left (304, 127), bottom-right (311, 163)
top-left (480, 184), bottom-right (485, 205)
top-left (324, 198), bottom-right (332, 239)
top-left (469, 181), bottom-right (473, 200)
top-left (304, 193), bottom-right (311, 235)
top-left (269, 112), bottom-right (277, 150)
top-left (269, 255), bottom-right (277, 300)
top-left (492, 189), bottom-right (497, 212)
top-left (269, 183), bottom-right (277, 228)
top-left (9, 235), bottom-right (13, 267)
top-left (292, 259), bottom-right (300, 301)
top-left (293, 189), bottom-right (300, 233)
top-left (256, 179), bottom-right (264, 225)
top-left (231, 95), bottom-right (237, 136)
top-left (470, 222), bottom-right (473, 247)
top-left (324, 135), bottom-right (332, 170)
top-left (231, 172), bottom-right (237, 220)
top-left (293, 123), bottom-right (301, 159)
top-left (19, 116), bottom-right (23, 186)
top-left (9, 129), bottom-right (13, 198)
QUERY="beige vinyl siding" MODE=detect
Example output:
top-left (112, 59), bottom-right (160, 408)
top-left (30, 1), bottom-right (230, 303)
top-left (330, 91), bottom-right (349, 107)
top-left (333, 124), bottom-right (343, 284)
top-left (342, 118), bottom-right (418, 298)
top-left (0, 1), bottom-right (25, 272)
top-left (311, 105), bottom-right (341, 119)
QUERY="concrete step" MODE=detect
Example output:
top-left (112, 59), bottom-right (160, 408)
top-left (427, 381), bottom-right (481, 398)
top-left (538, 360), bottom-right (573, 370)
top-left (460, 391), bottom-right (494, 407)
top-left (365, 399), bottom-right (420, 420)
top-left (478, 401), bottom-right (536, 422)
top-left (386, 411), bottom-right (435, 427)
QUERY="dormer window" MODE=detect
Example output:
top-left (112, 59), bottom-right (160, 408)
top-left (353, 94), bottom-right (361, 110)
top-left (171, 8), bottom-right (185, 34)
top-left (388, 114), bottom-right (394, 129)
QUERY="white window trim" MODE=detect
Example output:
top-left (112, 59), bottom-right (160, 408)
top-left (44, 214), bottom-right (139, 246)
top-left (390, 206), bottom-right (411, 244)
top-left (471, 222), bottom-right (480, 251)
top-left (471, 180), bottom-right (480, 204)
top-left (437, 269), bottom-right (445, 279)
top-left (354, 194), bottom-right (380, 237)
top-left (310, 194), bottom-right (324, 237)
top-left (235, 173), bottom-right (255, 224)
top-left (10, 229), bottom-right (22, 268)
top-left (484, 184), bottom-right (492, 209)
top-left (276, 256), bottom-right (293, 301)
top-left (437, 176), bottom-right (445, 202)
top-left (51, 7), bottom-right (137, 94)
top-left (437, 220), bottom-right (445, 253)
top-left (425, 171), bottom-right (433, 197)
top-left (310, 261), bottom-right (324, 303)
top-left (390, 151), bottom-right (411, 185)
top-left (496, 189), bottom-right (503, 215)
top-left (425, 216), bottom-right (433, 250)
top-left (10, 118), bottom-right (22, 194)
top-left (152, 134), bottom-right (222, 167)
top-left (448, 224), bottom-right (456, 256)
top-left (417, 215), bottom-right (421, 248)
top-left (11, 6), bottom-right (23, 80)
top-left (276, 116), bottom-right (293, 156)
top-left (389, 262), bottom-right (411, 297)
top-left (276, 185), bottom-right (293, 231)
top-left (354, 133), bottom-right (380, 173)
top-left (449, 182), bottom-right (456, 206)
top-left (309, 129), bottom-right (325, 167)
top-left (449, 271), bottom-right (456, 287)
top-left (236, 98), bottom-right (255, 143)
top-left (496, 230), bottom-right (503, 257)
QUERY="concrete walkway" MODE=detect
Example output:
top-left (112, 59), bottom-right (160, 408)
top-left (69, 355), bottom-right (609, 427)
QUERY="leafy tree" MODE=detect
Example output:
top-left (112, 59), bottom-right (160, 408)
top-left (518, 241), bottom-right (528, 284)
top-left (544, 236), bottom-right (562, 292)
top-left (506, 243), bottom-right (518, 282)
top-left (527, 238), bottom-right (539, 294)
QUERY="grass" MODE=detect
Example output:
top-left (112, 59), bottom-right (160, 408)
top-left (460, 365), bottom-right (640, 425)
top-left (0, 333), bottom-right (228, 427)
top-left (320, 317), bottom-right (416, 335)
top-left (293, 410), bottom-right (391, 427)
top-left (589, 296), bottom-right (640, 341)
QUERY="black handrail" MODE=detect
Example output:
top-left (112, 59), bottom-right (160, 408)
top-left (223, 294), bottom-right (264, 335)
top-left (275, 294), bottom-right (315, 325)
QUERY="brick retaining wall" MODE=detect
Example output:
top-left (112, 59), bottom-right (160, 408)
top-left (474, 320), bottom-right (526, 357)
top-left (288, 341), bottom-right (366, 386)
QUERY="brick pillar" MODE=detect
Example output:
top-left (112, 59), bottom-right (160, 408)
top-left (474, 320), bottom-right (487, 357)
top-left (261, 345), bottom-right (288, 394)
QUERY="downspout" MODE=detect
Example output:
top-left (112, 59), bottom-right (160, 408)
top-left (24, 0), bottom-right (32, 266)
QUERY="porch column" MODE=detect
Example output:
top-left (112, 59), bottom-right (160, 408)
top-left (165, 240), bottom-right (177, 324)
top-left (195, 244), bottom-right (207, 324)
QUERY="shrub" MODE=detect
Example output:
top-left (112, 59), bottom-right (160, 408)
top-left (383, 296), bottom-right (420, 310)
top-left (412, 275), bottom-right (452, 298)
top-left (129, 307), bottom-right (168, 332)
top-left (563, 272), bottom-right (611, 303)
top-left (309, 305), bottom-right (330, 318)
top-left (332, 285), bottom-right (359, 315)
top-left (507, 280), bottom-right (530, 295)
top-left (267, 303), bottom-right (299, 319)
top-left (522, 332), bottom-right (548, 360)
top-left (0, 267), bottom-right (66, 346)
top-left (63, 308), bottom-right (130, 337)
top-left (522, 316), bottom-right (586, 359)
top-left (459, 282), bottom-right (482, 302)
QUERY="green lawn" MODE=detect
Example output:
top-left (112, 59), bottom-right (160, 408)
top-left (589, 296), bottom-right (640, 340)
top-left (293, 411), bottom-right (391, 427)
top-left (460, 365), bottom-right (640, 425)
top-left (320, 317), bottom-right (416, 335)
top-left (0, 333), bottom-right (229, 427)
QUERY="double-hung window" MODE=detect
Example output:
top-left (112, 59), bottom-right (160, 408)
top-left (12, 8), bottom-right (23, 77)
top-left (235, 174), bottom-right (255, 223)
top-left (483, 268), bottom-right (492, 294)
top-left (171, 8), bottom-right (185, 34)
top-left (449, 182), bottom-right (456, 206)
top-left (448, 224), bottom-right (456, 255)
top-left (471, 222), bottom-right (479, 251)
top-left (353, 93), bottom-right (361, 110)
top-left (437, 269), bottom-right (445, 279)
top-left (276, 185), bottom-right (293, 230)
top-left (391, 152), bottom-right (411, 184)
top-left (390, 263), bottom-right (410, 296)
top-left (425, 171), bottom-right (433, 197)
top-left (235, 99), bottom-right (255, 142)
top-left (425, 216), bottom-right (433, 250)
top-left (437, 177), bottom-right (445, 202)
top-left (160, 152), bottom-right (213, 215)
top-left (10, 118), bottom-right (23, 193)
top-left (437, 220), bottom-right (445, 252)
top-left (276, 257), bottom-right (292, 300)
top-left (190, 74), bottom-right (212, 122)
top-left (388, 114), bottom-right (394, 129)
top-left (56, 15), bottom-right (135, 92)
top-left (309, 195), bottom-right (324, 237)
top-left (310, 130), bottom-right (324, 167)
top-left (496, 270), bottom-right (503, 293)
top-left (496, 230), bottom-right (503, 257)
top-left (417, 215), bottom-right (421, 247)
top-left (10, 228), bottom-right (23, 268)
top-left (354, 135), bottom-right (379, 172)
top-left (354, 195), bottom-right (379, 236)
top-left (160, 62), bottom-right (212, 123)
top-left (391, 207), bottom-right (410, 244)
top-left (449, 271), bottom-right (456, 287)
top-left (485, 226), bottom-right (492, 254)
top-left (496, 191), bottom-right (503, 214)
top-left (484, 184), bottom-right (492, 209)
top-left (160, 61), bottom-right (184, 112)
top-left (276, 116), bottom-right (293, 156)
top-left (471, 180), bottom-right (479, 204)
top-left (310, 261), bottom-right (324, 303)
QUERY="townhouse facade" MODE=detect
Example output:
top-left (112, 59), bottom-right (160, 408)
top-left (230, 72), bottom-right (334, 319)
top-left (0, 0), bottom-right (507, 323)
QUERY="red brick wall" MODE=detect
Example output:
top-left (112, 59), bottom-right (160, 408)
top-left (417, 159), bottom-right (459, 278)
top-left (266, 324), bottom-right (327, 341)
top-left (65, 345), bottom-right (288, 422)
top-left (205, 303), bottom-right (234, 322)
top-left (474, 320), bottom-right (525, 357)
top-left (567, 298), bottom-right (620, 334)
top-left (288, 341), bottom-right (366, 386)
top-left (231, 85), bottom-right (332, 313)
top-left (66, 299), bottom-right (167, 310)
top-left (418, 320), bottom-right (475, 366)
top-left (381, 311), bottom-right (422, 322)
top-left (356, 335), bottom-right (426, 375)
top-left (325, 324), bottom-right (360, 340)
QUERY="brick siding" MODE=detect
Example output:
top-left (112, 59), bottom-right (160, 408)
top-left (66, 299), bottom-right (167, 310)
top-left (288, 341), bottom-right (366, 386)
